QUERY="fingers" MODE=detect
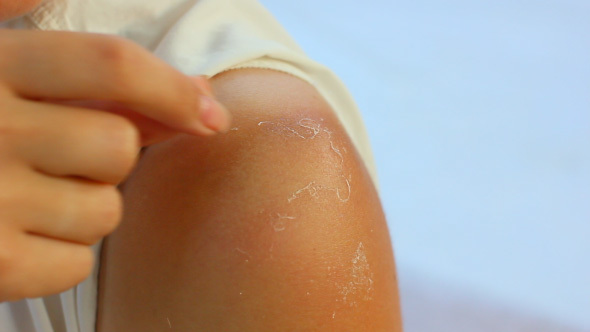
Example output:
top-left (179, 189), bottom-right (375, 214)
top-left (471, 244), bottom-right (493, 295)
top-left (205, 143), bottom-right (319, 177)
top-left (0, 166), bottom-right (122, 246)
top-left (49, 99), bottom-right (183, 147)
top-left (7, 98), bottom-right (140, 184)
top-left (0, 227), bottom-right (94, 301)
top-left (0, 30), bottom-right (230, 135)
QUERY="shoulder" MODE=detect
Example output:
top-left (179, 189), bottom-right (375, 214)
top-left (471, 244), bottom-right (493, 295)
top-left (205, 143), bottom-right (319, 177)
top-left (99, 68), bottom-right (401, 331)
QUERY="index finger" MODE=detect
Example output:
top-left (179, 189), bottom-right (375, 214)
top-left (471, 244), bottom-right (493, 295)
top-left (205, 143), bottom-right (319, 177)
top-left (0, 30), bottom-right (230, 134)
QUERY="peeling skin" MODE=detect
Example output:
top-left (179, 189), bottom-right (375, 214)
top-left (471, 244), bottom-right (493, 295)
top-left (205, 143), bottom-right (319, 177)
top-left (287, 176), bottom-right (351, 203)
top-left (328, 175), bottom-right (351, 202)
top-left (297, 118), bottom-right (322, 137)
top-left (258, 118), bottom-right (322, 139)
top-left (329, 139), bottom-right (344, 165)
top-left (337, 242), bottom-right (374, 307)
top-left (272, 213), bottom-right (296, 232)
top-left (272, 221), bottom-right (286, 232)
top-left (259, 117), bottom-right (353, 203)
top-left (258, 121), bottom-right (307, 139)
top-left (287, 182), bottom-right (321, 202)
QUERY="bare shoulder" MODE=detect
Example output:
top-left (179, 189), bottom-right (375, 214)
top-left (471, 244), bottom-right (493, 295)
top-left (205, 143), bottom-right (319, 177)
top-left (97, 68), bottom-right (402, 331)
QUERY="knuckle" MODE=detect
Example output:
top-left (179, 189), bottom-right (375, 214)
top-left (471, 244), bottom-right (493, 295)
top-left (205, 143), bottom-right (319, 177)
top-left (102, 115), bottom-right (140, 173)
top-left (53, 187), bottom-right (80, 235)
top-left (91, 185), bottom-right (123, 238)
top-left (92, 35), bottom-right (142, 97)
top-left (94, 35), bottom-right (137, 65)
top-left (70, 247), bottom-right (95, 283)
top-left (52, 247), bottom-right (94, 296)
top-left (85, 113), bottom-right (139, 179)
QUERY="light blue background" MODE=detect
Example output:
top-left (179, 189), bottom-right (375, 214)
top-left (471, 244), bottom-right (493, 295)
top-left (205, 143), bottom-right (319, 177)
top-left (261, 0), bottom-right (590, 330)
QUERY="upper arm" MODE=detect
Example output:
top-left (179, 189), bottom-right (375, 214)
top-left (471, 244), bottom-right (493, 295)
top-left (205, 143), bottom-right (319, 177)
top-left (97, 68), bottom-right (402, 331)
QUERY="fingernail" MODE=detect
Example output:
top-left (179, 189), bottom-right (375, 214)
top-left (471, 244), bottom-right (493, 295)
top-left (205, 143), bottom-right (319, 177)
top-left (199, 95), bottom-right (231, 133)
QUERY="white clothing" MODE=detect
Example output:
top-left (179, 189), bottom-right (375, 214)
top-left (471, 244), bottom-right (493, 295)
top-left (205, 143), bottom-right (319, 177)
top-left (0, 0), bottom-right (377, 331)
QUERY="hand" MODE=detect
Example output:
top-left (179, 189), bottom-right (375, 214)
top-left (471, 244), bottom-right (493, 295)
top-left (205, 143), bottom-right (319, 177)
top-left (0, 29), bottom-right (231, 301)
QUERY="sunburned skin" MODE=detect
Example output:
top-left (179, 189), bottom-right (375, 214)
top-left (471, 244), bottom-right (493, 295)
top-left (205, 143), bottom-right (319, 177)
top-left (336, 242), bottom-right (375, 307)
top-left (95, 68), bottom-right (402, 331)
top-left (258, 117), bottom-right (352, 203)
top-left (234, 247), bottom-right (252, 263)
top-left (258, 116), bottom-right (375, 313)
top-left (272, 213), bottom-right (296, 232)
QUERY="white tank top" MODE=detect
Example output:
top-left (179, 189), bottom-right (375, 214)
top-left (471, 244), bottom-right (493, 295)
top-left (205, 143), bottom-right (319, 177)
top-left (0, 1), bottom-right (377, 331)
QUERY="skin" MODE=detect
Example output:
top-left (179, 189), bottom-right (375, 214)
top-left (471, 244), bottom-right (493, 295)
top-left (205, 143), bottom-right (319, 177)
top-left (0, 0), bottom-right (43, 21)
top-left (1, 3), bottom-right (402, 330)
top-left (0, 29), bottom-right (230, 300)
top-left (97, 69), bottom-right (403, 331)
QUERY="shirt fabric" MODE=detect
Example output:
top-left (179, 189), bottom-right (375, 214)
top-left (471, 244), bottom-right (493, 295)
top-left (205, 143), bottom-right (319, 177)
top-left (0, 0), bottom-right (378, 331)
